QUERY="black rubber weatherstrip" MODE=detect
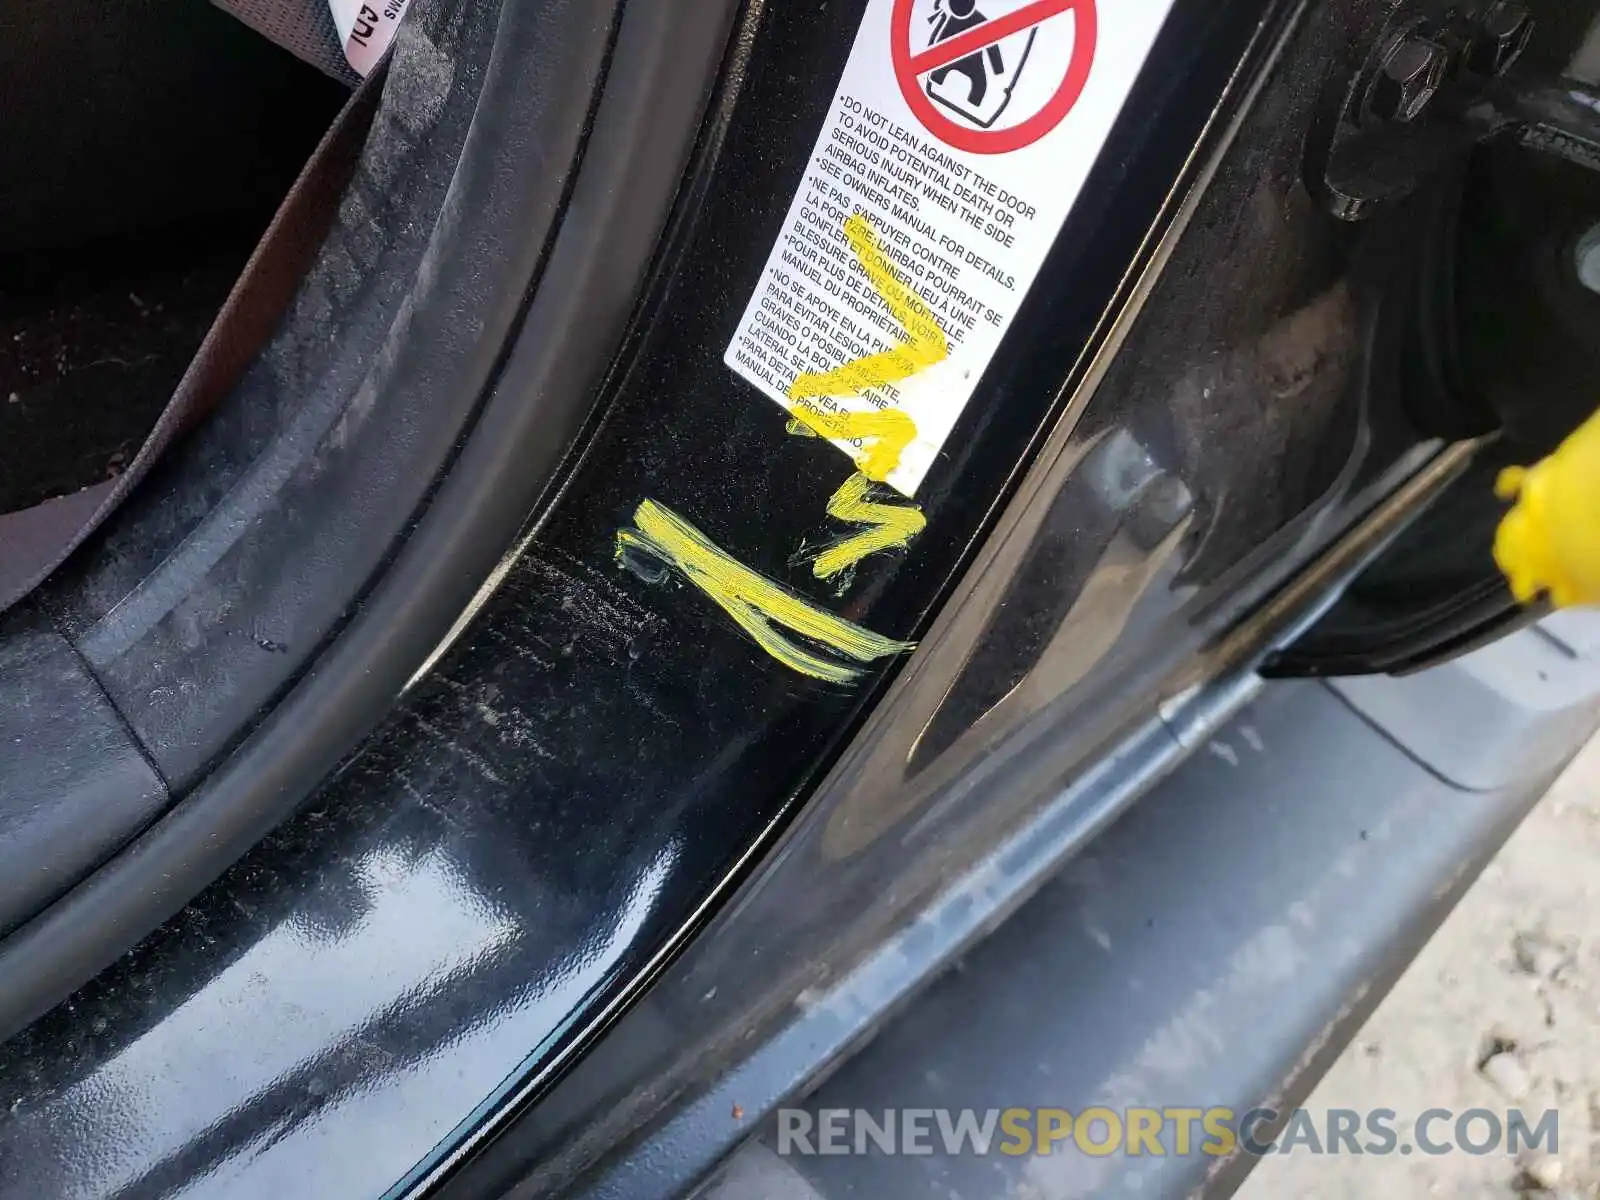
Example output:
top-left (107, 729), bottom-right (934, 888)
top-left (0, 0), bottom-right (742, 1044)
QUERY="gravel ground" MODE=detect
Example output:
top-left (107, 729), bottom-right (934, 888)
top-left (1237, 732), bottom-right (1600, 1200)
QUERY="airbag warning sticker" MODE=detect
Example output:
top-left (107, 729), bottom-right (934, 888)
top-left (724, 0), bottom-right (1173, 496)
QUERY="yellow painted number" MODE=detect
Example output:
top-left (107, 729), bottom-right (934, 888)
top-left (616, 500), bottom-right (913, 686)
top-left (617, 211), bottom-right (951, 682)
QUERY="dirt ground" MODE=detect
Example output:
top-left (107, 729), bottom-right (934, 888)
top-left (1237, 732), bottom-right (1600, 1200)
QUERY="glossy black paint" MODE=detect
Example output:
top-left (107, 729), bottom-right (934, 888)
top-left (0, 0), bottom-right (1439, 1194)
top-left (453, 0), bottom-right (1478, 1183)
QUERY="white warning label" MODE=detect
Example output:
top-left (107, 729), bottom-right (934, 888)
top-left (724, 0), bottom-right (1174, 495)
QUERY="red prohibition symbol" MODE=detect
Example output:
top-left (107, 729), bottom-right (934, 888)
top-left (890, 0), bottom-right (1098, 154)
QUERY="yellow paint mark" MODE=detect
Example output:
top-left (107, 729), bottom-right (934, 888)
top-left (809, 472), bottom-right (927, 582)
top-left (780, 212), bottom-right (940, 579)
top-left (783, 406), bottom-right (919, 487)
top-left (785, 212), bottom-right (949, 484)
top-left (616, 499), bottom-right (913, 685)
top-left (786, 420), bottom-right (926, 584)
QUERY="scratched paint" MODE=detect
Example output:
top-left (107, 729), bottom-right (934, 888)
top-left (784, 422), bottom-right (926, 589)
top-left (783, 210), bottom-right (939, 585)
top-left (613, 211), bottom-right (944, 680)
top-left (616, 499), bottom-right (914, 685)
top-left (785, 211), bottom-right (950, 486)
top-left (806, 472), bottom-right (927, 583)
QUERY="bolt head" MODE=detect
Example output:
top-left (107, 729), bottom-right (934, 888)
top-left (1369, 36), bottom-right (1447, 122)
